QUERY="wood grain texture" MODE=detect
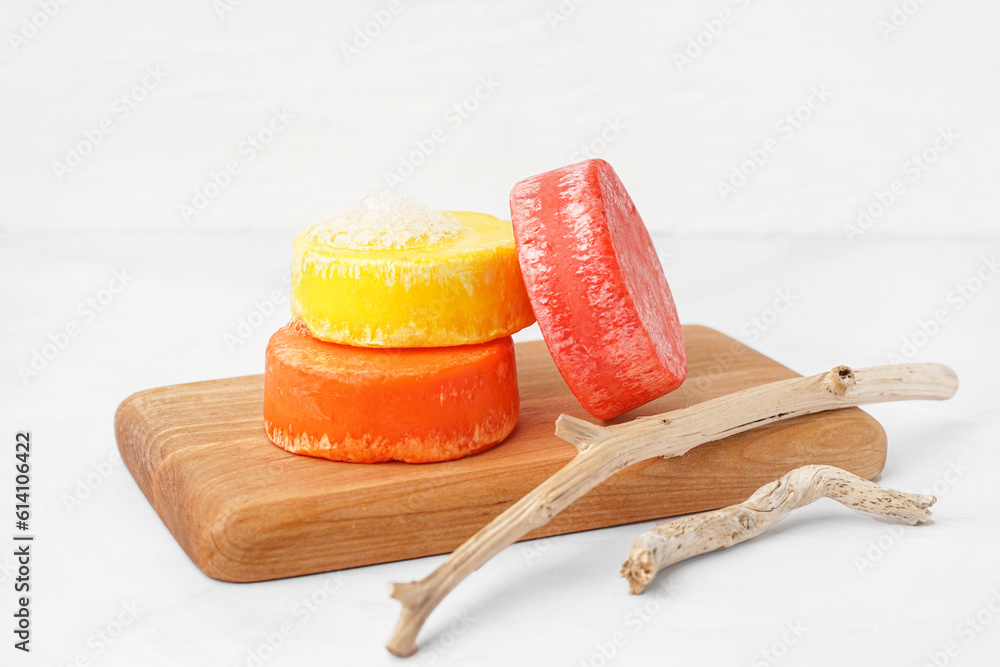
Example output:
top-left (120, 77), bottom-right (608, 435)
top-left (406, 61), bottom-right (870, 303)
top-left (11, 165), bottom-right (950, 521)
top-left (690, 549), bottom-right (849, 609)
top-left (114, 325), bottom-right (887, 583)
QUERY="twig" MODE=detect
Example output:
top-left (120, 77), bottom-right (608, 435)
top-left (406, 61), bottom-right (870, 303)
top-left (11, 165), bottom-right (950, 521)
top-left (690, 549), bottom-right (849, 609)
top-left (386, 363), bottom-right (958, 657)
top-left (621, 464), bottom-right (936, 594)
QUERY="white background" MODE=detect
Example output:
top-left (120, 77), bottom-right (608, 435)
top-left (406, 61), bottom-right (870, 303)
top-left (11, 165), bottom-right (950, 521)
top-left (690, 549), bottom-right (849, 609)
top-left (1, 1), bottom-right (999, 666)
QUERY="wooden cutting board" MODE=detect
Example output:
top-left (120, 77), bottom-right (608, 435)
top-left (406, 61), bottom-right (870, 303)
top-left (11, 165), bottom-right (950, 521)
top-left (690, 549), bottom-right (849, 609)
top-left (115, 325), bottom-right (887, 583)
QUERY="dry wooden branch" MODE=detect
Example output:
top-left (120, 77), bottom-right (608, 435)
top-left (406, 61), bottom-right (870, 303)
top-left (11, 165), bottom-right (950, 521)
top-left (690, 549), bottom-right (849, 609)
top-left (620, 464), bottom-right (936, 594)
top-left (386, 363), bottom-right (958, 657)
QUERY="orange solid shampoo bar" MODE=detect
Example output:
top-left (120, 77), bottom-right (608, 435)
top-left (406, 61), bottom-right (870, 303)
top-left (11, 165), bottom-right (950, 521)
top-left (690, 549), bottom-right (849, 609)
top-left (263, 322), bottom-right (519, 463)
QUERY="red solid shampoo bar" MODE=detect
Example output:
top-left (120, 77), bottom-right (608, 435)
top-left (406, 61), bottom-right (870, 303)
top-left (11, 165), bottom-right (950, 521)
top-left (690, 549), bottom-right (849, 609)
top-left (509, 159), bottom-right (686, 420)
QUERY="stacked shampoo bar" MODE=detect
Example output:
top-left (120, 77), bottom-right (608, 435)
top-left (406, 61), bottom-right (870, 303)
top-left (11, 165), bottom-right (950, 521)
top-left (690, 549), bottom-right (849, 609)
top-left (264, 190), bottom-right (535, 463)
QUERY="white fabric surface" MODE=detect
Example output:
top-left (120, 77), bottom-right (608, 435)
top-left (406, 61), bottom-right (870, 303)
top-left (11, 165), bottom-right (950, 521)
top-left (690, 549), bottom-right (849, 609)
top-left (2, 233), bottom-right (998, 666)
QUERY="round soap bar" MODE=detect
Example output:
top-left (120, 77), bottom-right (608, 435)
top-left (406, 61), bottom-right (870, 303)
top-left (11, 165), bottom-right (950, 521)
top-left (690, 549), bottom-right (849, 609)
top-left (263, 322), bottom-right (519, 463)
top-left (291, 190), bottom-right (535, 347)
top-left (509, 159), bottom-right (686, 421)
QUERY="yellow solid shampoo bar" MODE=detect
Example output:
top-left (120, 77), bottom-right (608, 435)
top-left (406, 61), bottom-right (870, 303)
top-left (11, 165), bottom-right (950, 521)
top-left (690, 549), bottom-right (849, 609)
top-left (291, 191), bottom-right (535, 347)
